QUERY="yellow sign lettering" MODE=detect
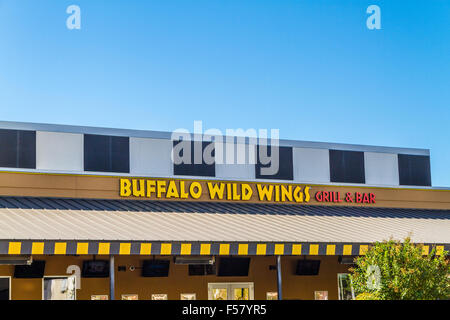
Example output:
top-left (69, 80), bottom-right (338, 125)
top-left (166, 180), bottom-right (179, 198)
top-left (132, 179), bottom-right (145, 197)
top-left (120, 179), bottom-right (132, 197)
top-left (146, 180), bottom-right (156, 197)
top-left (156, 180), bottom-right (166, 198)
top-left (257, 184), bottom-right (274, 201)
top-left (190, 182), bottom-right (202, 199)
top-left (293, 186), bottom-right (303, 202)
top-left (119, 178), bottom-right (313, 204)
top-left (180, 181), bottom-right (189, 199)
top-left (207, 182), bottom-right (225, 200)
top-left (241, 184), bottom-right (252, 201)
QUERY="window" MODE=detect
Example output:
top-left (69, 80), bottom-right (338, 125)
top-left (329, 150), bottom-right (365, 183)
top-left (180, 293), bottom-right (196, 300)
top-left (122, 294), bottom-right (138, 300)
top-left (208, 282), bottom-right (254, 300)
top-left (266, 292), bottom-right (278, 300)
top-left (91, 295), bottom-right (108, 300)
top-left (173, 140), bottom-right (215, 177)
top-left (314, 291), bottom-right (328, 300)
top-left (84, 134), bottom-right (129, 173)
top-left (295, 259), bottom-right (321, 276)
top-left (398, 154), bottom-right (431, 186)
top-left (338, 273), bottom-right (355, 300)
top-left (218, 257), bottom-right (250, 277)
top-left (14, 260), bottom-right (45, 278)
top-left (43, 276), bottom-right (76, 300)
top-left (255, 145), bottom-right (293, 180)
top-left (0, 277), bottom-right (10, 300)
top-left (0, 129), bottom-right (36, 169)
top-left (151, 294), bottom-right (168, 300)
top-left (189, 264), bottom-right (216, 276)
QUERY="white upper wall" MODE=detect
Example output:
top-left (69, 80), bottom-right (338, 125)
top-left (215, 142), bottom-right (255, 180)
top-left (293, 147), bottom-right (330, 183)
top-left (130, 137), bottom-right (173, 176)
top-left (364, 152), bottom-right (399, 186)
top-left (36, 131), bottom-right (83, 172)
top-left (0, 120), bottom-right (430, 156)
top-left (0, 121), bottom-right (432, 187)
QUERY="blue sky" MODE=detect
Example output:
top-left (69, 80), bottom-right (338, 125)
top-left (0, 1), bottom-right (449, 186)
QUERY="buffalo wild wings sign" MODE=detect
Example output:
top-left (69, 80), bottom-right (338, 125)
top-left (119, 178), bottom-right (376, 205)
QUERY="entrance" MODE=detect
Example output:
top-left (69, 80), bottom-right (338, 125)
top-left (43, 276), bottom-right (76, 300)
top-left (337, 273), bottom-right (355, 300)
top-left (208, 282), bottom-right (254, 300)
top-left (0, 277), bottom-right (10, 300)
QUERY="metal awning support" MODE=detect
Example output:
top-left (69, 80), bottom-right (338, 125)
top-left (110, 255), bottom-right (115, 300)
top-left (277, 255), bottom-right (282, 300)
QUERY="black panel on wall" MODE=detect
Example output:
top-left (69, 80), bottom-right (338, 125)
top-left (255, 145), bottom-right (293, 180)
top-left (173, 140), bottom-right (215, 177)
top-left (0, 129), bottom-right (36, 169)
top-left (84, 134), bottom-right (129, 173)
top-left (329, 150), bottom-right (365, 183)
top-left (398, 154), bottom-right (431, 186)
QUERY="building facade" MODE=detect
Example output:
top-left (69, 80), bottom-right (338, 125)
top-left (0, 121), bottom-right (448, 300)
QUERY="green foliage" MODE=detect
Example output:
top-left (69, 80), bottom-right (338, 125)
top-left (355, 292), bottom-right (380, 300)
top-left (349, 237), bottom-right (449, 300)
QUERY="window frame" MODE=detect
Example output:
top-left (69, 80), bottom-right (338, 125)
top-left (0, 129), bottom-right (36, 169)
top-left (207, 282), bottom-right (254, 300)
top-left (329, 149), bottom-right (365, 184)
top-left (83, 134), bottom-right (130, 173)
top-left (173, 140), bottom-right (216, 177)
top-left (337, 273), bottom-right (355, 300)
top-left (255, 145), bottom-right (293, 181)
top-left (398, 154), bottom-right (431, 186)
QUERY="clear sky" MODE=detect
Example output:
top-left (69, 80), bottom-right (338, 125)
top-left (0, 1), bottom-right (449, 186)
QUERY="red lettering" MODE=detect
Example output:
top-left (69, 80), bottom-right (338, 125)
top-left (345, 192), bottom-right (353, 202)
top-left (315, 191), bottom-right (323, 202)
top-left (363, 193), bottom-right (369, 203)
top-left (317, 191), bottom-right (375, 204)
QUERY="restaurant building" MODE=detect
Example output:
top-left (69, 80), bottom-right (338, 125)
top-left (0, 121), bottom-right (448, 300)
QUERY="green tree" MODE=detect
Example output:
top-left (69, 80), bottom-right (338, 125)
top-left (349, 237), bottom-right (449, 300)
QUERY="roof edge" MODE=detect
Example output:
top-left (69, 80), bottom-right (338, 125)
top-left (0, 120), bottom-right (430, 156)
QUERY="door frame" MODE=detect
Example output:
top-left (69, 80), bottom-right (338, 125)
top-left (337, 273), bottom-right (355, 300)
top-left (0, 276), bottom-right (11, 300)
top-left (42, 275), bottom-right (77, 300)
top-left (207, 282), bottom-right (254, 300)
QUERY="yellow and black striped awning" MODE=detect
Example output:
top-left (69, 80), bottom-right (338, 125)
top-left (2, 241), bottom-right (447, 256)
top-left (0, 197), bottom-right (449, 256)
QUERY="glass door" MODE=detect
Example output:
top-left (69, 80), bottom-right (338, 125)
top-left (0, 277), bottom-right (10, 300)
top-left (337, 273), bottom-right (355, 300)
top-left (208, 282), bottom-right (254, 300)
top-left (43, 276), bottom-right (76, 300)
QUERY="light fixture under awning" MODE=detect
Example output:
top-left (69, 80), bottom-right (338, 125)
top-left (0, 255), bottom-right (32, 265)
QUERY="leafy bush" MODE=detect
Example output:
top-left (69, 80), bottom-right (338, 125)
top-left (355, 292), bottom-right (380, 300)
top-left (349, 237), bottom-right (449, 300)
